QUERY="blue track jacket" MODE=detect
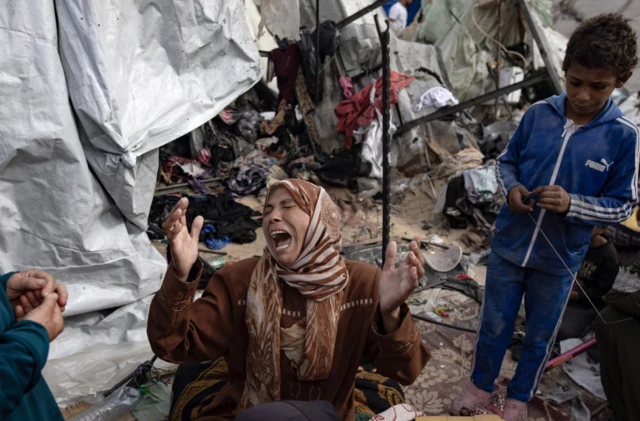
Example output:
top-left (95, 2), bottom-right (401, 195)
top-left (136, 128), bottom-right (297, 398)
top-left (493, 93), bottom-right (639, 275)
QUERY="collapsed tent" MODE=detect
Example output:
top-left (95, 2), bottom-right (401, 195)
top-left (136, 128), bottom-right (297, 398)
top-left (1, 0), bottom-right (261, 404)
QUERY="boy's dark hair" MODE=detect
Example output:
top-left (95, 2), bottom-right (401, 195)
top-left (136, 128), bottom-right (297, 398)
top-left (563, 13), bottom-right (638, 82)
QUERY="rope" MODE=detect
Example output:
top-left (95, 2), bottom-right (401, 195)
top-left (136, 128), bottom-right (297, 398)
top-left (526, 212), bottom-right (633, 325)
top-left (470, 4), bottom-right (527, 69)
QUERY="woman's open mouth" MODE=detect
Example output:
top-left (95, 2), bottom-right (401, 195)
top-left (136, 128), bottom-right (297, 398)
top-left (270, 230), bottom-right (292, 251)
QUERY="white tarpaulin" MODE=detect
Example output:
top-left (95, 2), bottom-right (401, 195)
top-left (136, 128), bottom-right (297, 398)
top-left (0, 1), bottom-right (165, 319)
top-left (1, 0), bottom-right (260, 317)
top-left (56, 0), bottom-right (262, 229)
top-left (1, 0), bottom-right (261, 404)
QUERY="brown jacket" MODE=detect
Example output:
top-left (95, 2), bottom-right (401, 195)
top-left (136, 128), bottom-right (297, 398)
top-left (148, 258), bottom-right (430, 420)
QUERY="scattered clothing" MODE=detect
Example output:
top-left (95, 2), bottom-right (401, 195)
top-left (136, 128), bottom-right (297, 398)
top-left (463, 165), bottom-right (499, 205)
top-left (315, 151), bottom-right (360, 189)
top-left (339, 76), bottom-right (354, 99)
top-left (298, 28), bottom-right (321, 103)
top-left (261, 100), bottom-right (288, 136)
top-left (388, 2), bottom-right (408, 35)
top-left (313, 21), bottom-right (339, 62)
top-left (295, 68), bottom-right (320, 145)
top-left (413, 87), bottom-right (459, 112)
top-left (226, 165), bottom-right (270, 196)
top-left (185, 192), bottom-right (256, 227)
top-left (335, 72), bottom-right (414, 149)
top-left (211, 219), bottom-right (260, 245)
top-left (0, 273), bottom-right (64, 421)
top-left (149, 193), bottom-right (257, 240)
top-left (201, 225), bottom-right (231, 250)
top-left (270, 46), bottom-right (300, 103)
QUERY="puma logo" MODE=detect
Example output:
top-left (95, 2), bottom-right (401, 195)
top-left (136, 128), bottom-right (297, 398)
top-left (601, 158), bottom-right (614, 171)
top-left (585, 159), bottom-right (613, 172)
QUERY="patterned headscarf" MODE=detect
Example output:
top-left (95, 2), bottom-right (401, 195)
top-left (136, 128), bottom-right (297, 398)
top-left (238, 179), bottom-right (349, 412)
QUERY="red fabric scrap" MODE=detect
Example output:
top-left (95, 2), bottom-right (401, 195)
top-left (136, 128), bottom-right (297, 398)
top-left (335, 71), bottom-right (414, 149)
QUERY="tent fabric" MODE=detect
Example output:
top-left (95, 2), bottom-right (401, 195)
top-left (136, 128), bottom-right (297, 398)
top-left (0, 1), bottom-right (166, 319)
top-left (0, 0), bottom-right (260, 316)
top-left (56, 0), bottom-right (262, 229)
top-left (1, 0), bottom-right (261, 404)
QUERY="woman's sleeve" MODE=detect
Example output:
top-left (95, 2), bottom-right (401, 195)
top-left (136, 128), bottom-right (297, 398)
top-left (147, 261), bottom-right (234, 364)
top-left (364, 270), bottom-right (431, 385)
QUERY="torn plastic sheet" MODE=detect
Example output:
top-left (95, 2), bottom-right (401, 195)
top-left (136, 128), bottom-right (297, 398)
top-left (0, 2), bottom-right (166, 318)
top-left (560, 338), bottom-right (606, 401)
top-left (56, 0), bottom-right (262, 229)
top-left (258, 0), bottom-right (300, 41)
top-left (44, 294), bottom-right (180, 405)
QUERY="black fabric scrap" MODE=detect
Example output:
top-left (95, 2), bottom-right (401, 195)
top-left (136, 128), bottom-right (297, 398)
top-left (203, 218), bottom-right (261, 245)
top-left (315, 151), bottom-right (360, 189)
top-left (148, 193), bottom-right (257, 233)
top-left (185, 192), bottom-right (257, 228)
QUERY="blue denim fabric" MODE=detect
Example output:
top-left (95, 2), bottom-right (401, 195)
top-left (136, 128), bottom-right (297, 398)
top-left (471, 253), bottom-right (574, 402)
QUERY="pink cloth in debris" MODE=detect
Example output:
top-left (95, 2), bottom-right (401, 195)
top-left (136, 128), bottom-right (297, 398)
top-left (368, 404), bottom-right (423, 421)
top-left (335, 71), bottom-right (414, 149)
top-left (339, 75), bottom-right (354, 99)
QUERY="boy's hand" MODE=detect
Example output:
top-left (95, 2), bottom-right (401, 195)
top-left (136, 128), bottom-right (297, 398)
top-left (508, 185), bottom-right (534, 213)
top-left (533, 186), bottom-right (571, 214)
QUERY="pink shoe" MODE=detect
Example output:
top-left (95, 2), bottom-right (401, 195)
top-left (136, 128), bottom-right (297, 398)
top-left (503, 398), bottom-right (528, 421)
top-left (450, 382), bottom-right (493, 415)
top-left (470, 393), bottom-right (505, 418)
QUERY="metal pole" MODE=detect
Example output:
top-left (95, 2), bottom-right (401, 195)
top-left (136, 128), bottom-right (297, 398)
top-left (412, 314), bottom-right (477, 334)
top-left (336, 0), bottom-right (389, 30)
top-left (517, 0), bottom-right (563, 95)
top-left (316, 0), bottom-right (321, 104)
top-left (394, 73), bottom-right (550, 136)
top-left (374, 15), bottom-right (391, 266)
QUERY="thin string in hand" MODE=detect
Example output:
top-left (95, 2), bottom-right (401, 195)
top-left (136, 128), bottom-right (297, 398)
top-left (526, 212), bottom-right (633, 325)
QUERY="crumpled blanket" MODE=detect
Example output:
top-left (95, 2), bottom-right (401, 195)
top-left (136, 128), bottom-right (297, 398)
top-left (335, 71), bottom-right (414, 149)
top-left (226, 165), bottom-right (270, 196)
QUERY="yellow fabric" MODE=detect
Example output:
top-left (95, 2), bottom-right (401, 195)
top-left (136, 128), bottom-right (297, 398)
top-left (621, 207), bottom-right (640, 232)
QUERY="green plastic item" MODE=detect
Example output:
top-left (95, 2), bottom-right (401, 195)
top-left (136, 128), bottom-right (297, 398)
top-left (131, 382), bottom-right (171, 421)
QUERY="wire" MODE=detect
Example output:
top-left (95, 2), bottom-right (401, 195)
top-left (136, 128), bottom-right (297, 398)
top-left (470, 4), bottom-right (528, 70)
top-left (526, 212), bottom-right (633, 325)
top-left (132, 356), bottom-right (160, 388)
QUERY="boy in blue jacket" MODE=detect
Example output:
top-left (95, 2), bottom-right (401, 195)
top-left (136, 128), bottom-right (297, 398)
top-left (1, 271), bottom-right (67, 420)
top-left (452, 14), bottom-right (639, 421)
